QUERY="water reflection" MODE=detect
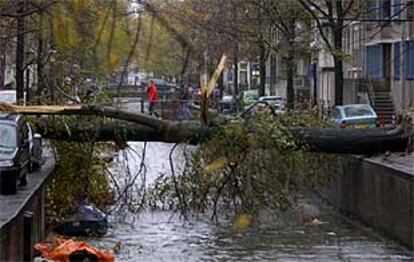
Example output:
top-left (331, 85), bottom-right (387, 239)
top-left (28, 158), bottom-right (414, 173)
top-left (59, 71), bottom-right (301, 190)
top-left (91, 142), bottom-right (413, 261)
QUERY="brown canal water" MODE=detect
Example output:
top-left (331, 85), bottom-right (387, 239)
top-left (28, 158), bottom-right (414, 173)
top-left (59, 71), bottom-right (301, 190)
top-left (89, 142), bottom-right (413, 262)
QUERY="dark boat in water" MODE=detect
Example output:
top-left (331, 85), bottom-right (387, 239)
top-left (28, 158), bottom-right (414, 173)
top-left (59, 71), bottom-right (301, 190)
top-left (53, 203), bottom-right (108, 236)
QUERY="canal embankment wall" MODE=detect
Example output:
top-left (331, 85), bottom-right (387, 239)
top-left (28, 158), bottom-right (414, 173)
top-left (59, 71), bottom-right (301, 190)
top-left (0, 152), bottom-right (55, 261)
top-left (320, 154), bottom-right (414, 249)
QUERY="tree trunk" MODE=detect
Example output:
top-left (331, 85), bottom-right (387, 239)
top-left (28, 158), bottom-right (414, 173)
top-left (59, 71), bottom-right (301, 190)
top-left (286, 54), bottom-right (295, 110)
top-left (286, 19), bottom-right (296, 110)
top-left (333, 55), bottom-right (344, 106)
top-left (32, 118), bottom-right (409, 155)
top-left (290, 126), bottom-right (408, 154)
top-left (259, 41), bottom-right (266, 97)
top-left (181, 48), bottom-right (191, 78)
top-left (218, 70), bottom-right (224, 96)
top-left (233, 48), bottom-right (239, 96)
top-left (0, 34), bottom-right (5, 91)
top-left (16, 1), bottom-right (25, 103)
top-left (333, 2), bottom-right (344, 106)
top-left (36, 10), bottom-right (45, 100)
top-left (1, 102), bottom-right (410, 155)
top-left (200, 90), bottom-right (209, 125)
top-left (25, 69), bottom-right (30, 101)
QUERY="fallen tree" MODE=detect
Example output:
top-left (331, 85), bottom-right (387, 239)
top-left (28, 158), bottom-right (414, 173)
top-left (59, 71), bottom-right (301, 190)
top-left (0, 102), bottom-right (411, 154)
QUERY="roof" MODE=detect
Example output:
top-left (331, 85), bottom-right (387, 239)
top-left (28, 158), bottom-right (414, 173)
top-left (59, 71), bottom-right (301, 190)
top-left (259, 96), bottom-right (282, 100)
top-left (335, 104), bottom-right (372, 109)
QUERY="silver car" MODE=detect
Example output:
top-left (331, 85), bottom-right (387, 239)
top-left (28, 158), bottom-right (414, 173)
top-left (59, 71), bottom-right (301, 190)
top-left (259, 96), bottom-right (285, 113)
top-left (330, 104), bottom-right (378, 128)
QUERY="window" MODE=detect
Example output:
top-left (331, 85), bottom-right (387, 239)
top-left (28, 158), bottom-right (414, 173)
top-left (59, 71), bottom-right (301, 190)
top-left (407, 0), bottom-right (414, 20)
top-left (240, 71), bottom-right (247, 85)
top-left (407, 41), bottom-right (414, 79)
top-left (394, 42), bottom-right (401, 79)
top-left (0, 125), bottom-right (17, 148)
top-left (366, 0), bottom-right (377, 19)
top-left (366, 45), bottom-right (383, 79)
top-left (332, 108), bottom-right (342, 119)
top-left (381, 0), bottom-right (391, 19)
top-left (344, 105), bottom-right (375, 117)
top-left (393, 0), bottom-right (402, 21)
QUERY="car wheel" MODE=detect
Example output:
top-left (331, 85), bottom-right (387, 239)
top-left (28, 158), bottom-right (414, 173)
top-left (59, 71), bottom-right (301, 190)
top-left (0, 170), bottom-right (18, 195)
top-left (32, 161), bottom-right (41, 171)
top-left (28, 160), bottom-right (34, 173)
top-left (19, 173), bottom-right (27, 187)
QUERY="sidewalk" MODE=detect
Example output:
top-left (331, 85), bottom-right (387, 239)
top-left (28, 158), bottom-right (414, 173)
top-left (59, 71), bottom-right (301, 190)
top-left (367, 152), bottom-right (414, 177)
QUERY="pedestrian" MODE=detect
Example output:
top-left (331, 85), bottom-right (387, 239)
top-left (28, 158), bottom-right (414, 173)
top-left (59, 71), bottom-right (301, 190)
top-left (147, 80), bottom-right (159, 117)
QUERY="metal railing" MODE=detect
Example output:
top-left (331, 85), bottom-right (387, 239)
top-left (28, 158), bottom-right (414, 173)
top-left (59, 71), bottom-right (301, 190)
top-left (366, 75), bottom-right (376, 107)
top-left (113, 98), bottom-right (206, 121)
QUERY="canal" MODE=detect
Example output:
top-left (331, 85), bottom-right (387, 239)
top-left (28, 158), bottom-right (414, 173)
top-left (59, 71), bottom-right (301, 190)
top-left (88, 142), bottom-right (413, 261)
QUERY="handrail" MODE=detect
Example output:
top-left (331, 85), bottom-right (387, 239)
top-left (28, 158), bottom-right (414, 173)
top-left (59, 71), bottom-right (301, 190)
top-left (365, 74), bottom-right (376, 107)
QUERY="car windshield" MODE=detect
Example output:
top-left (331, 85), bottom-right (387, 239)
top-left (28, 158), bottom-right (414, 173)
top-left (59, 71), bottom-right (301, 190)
top-left (344, 105), bottom-right (375, 118)
top-left (0, 92), bottom-right (16, 104)
top-left (0, 124), bottom-right (17, 148)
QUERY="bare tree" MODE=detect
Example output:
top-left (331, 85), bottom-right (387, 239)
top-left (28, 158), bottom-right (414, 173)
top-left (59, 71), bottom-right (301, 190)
top-left (296, 0), bottom-right (359, 106)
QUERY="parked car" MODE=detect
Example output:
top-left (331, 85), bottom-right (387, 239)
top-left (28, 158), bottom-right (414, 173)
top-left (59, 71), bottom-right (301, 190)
top-left (0, 113), bottom-right (42, 195)
top-left (241, 90), bottom-right (259, 108)
top-left (330, 104), bottom-right (378, 129)
top-left (259, 96), bottom-right (285, 113)
top-left (0, 90), bottom-right (17, 104)
top-left (142, 79), bottom-right (176, 93)
top-left (0, 90), bottom-right (26, 105)
top-left (218, 95), bottom-right (237, 113)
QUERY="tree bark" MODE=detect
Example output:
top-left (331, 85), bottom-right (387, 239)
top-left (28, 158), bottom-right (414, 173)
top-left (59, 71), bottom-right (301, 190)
top-left (34, 119), bottom-right (409, 155)
top-left (286, 54), bottom-right (295, 110)
top-left (259, 40), bottom-right (266, 97)
top-left (233, 47), bottom-right (239, 96)
top-left (333, 1), bottom-right (344, 106)
top-left (333, 56), bottom-right (344, 106)
top-left (36, 33), bottom-right (45, 99)
top-left (333, 28), bottom-right (344, 106)
top-left (286, 18), bottom-right (296, 110)
top-left (16, 1), bottom-right (25, 102)
top-left (1, 103), bottom-right (410, 154)
top-left (36, 6), bottom-right (44, 99)
top-left (0, 33), bottom-right (5, 91)
top-left (290, 126), bottom-right (408, 154)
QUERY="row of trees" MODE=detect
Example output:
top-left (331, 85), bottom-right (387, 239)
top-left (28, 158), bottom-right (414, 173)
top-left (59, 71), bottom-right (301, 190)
top-left (0, 0), bottom-right (187, 104)
top-left (150, 0), bottom-right (412, 108)
top-left (1, 1), bottom-right (412, 107)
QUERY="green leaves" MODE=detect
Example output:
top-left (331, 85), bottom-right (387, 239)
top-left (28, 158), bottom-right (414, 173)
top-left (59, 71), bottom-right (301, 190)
top-left (149, 110), bottom-right (333, 221)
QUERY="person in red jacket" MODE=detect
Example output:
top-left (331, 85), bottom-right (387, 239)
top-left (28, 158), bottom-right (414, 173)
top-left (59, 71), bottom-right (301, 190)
top-left (147, 80), bottom-right (159, 117)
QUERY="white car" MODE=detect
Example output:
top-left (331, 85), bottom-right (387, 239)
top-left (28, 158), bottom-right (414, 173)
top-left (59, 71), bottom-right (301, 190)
top-left (0, 90), bottom-right (26, 105)
top-left (259, 96), bottom-right (285, 113)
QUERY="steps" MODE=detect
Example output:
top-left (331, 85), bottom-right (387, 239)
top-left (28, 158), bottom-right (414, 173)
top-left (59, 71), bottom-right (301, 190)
top-left (372, 91), bottom-right (394, 125)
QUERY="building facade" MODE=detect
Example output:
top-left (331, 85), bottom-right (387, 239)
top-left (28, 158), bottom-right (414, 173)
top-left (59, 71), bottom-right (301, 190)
top-left (316, 0), bottom-right (414, 112)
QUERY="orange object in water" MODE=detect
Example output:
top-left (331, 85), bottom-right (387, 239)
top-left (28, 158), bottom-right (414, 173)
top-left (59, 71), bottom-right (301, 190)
top-left (34, 238), bottom-right (115, 262)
